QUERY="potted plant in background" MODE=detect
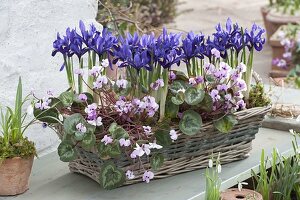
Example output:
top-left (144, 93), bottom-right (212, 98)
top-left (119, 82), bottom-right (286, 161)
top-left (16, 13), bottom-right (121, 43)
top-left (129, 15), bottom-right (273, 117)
top-left (0, 78), bottom-right (37, 196)
top-left (272, 24), bottom-right (300, 85)
top-left (33, 18), bottom-right (271, 189)
top-left (262, 0), bottom-right (300, 42)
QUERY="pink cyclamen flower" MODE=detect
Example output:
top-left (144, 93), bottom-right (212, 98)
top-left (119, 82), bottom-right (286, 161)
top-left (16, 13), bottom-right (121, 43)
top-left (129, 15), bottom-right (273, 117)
top-left (93, 75), bottom-right (108, 89)
top-left (210, 89), bottom-right (221, 102)
top-left (235, 79), bottom-right (247, 92)
top-left (195, 76), bottom-right (204, 84)
top-left (35, 97), bottom-right (51, 110)
top-left (204, 62), bottom-right (216, 73)
top-left (217, 84), bottom-right (228, 92)
top-left (143, 126), bottom-right (152, 136)
top-left (283, 52), bottom-right (292, 60)
top-left (169, 71), bottom-right (176, 80)
top-left (87, 116), bottom-right (103, 126)
top-left (220, 62), bottom-right (230, 71)
top-left (211, 48), bottom-right (221, 58)
top-left (231, 70), bottom-right (242, 81)
top-left (47, 89), bottom-right (54, 97)
top-left (116, 79), bottom-right (128, 89)
top-left (143, 96), bottom-right (159, 117)
top-left (236, 99), bottom-right (246, 110)
top-left (101, 59), bottom-right (109, 68)
top-left (169, 130), bottom-right (178, 141)
top-left (76, 123), bottom-right (87, 133)
top-left (149, 142), bottom-right (163, 149)
top-left (143, 171), bottom-right (154, 183)
top-left (78, 93), bottom-right (87, 101)
top-left (237, 63), bottom-right (246, 73)
top-left (74, 68), bottom-right (84, 76)
top-left (189, 78), bottom-right (197, 86)
top-left (84, 103), bottom-right (97, 119)
top-left (150, 79), bottom-right (164, 90)
top-left (89, 66), bottom-right (102, 77)
top-left (224, 94), bottom-right (232, 101)
top-left (126, 170), bottom-right (135, 180)
top-left (101, 135), bottom-right (113, 145)
top-left (119, 138), bottom-right (131, 147)
top-left (130, 144), bottom-right (145, 158)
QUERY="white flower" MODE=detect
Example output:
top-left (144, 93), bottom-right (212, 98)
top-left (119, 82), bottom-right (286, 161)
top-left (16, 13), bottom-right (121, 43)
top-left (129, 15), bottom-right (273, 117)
top-left (169, 130), bottom-right (178, 141)
top-left (289, 129), bottom-right (295, 135)
top-left (116, 79), bottom-right (128, 89)
top-left (101, 135), bottom-right (113, 145)
top-left (208, 159), bottom-right (213, 168)
top-left (217, 164), bottom-right (222, 173)
top-left (149, 142), bottom-right (163, 149)
top-left (143, 126), bottom-right (152, 136)
top-left (130, 143), bottom-right (145, 158)
top-left (58, 114), bottom-right (64, 122)
top-left (88, 117), bottom-right (103, 127)
top-left (119, 138), bottom-right (131, 147)
top-left (189, 78), bottom-right (197, 85)
top-left (74, 68), bottom-right (84, 76)
top-left (101, 59), bottom-right (109, 68)
top-left (76, 123), bottom-right (87, 133)
top-left (26, 105), bottom-right (34, 115)
top-left (238, 182), bottom-right (248, 192)
top-left (126, 170), bottom-right (135, 180)
top-left (89, 66), bottom-right (102, 76)
top-left (142, 170), bottom-right (154, 183)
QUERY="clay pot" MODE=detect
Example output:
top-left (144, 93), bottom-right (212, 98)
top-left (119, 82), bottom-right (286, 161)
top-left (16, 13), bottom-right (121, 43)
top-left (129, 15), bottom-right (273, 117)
top-left (269, 25), bottom-right (294, 78)
top-left (265, 8), bottom-right (300, 43)
top-left (0, 156), bottom-right (34, 196)
top-left (221, 188), bottom-right (262, 200)
top-left (261, 6), bottom-right (272, 42)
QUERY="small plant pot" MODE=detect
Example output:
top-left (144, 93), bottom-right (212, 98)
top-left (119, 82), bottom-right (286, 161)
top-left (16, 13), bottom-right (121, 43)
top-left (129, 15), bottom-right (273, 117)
top-left (221, 188), bottom-right (263, 200)
top-left (0, 156), bottom-right (34, 196)
top-left (269, 25), bottom-right (294, 78)
top-left (261, 6), bottom-right (272, 42)
top-left (265, 8), bottom-right (300, 42)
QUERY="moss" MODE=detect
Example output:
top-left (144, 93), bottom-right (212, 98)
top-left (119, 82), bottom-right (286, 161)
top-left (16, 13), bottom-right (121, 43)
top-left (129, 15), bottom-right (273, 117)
top-left (248, 84), bottom-right (271, 108)
top-left (0, 137), bottom-right (36, 159)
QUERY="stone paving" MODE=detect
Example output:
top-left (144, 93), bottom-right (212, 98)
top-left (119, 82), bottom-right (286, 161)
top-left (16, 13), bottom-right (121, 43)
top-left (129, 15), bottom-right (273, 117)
top-left (172, 0), bottom-right (271, 82)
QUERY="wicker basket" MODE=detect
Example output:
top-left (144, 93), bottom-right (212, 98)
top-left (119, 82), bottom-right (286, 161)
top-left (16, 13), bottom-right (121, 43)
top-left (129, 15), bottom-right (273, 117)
top-left (55, 106), bottom-right (270, 186)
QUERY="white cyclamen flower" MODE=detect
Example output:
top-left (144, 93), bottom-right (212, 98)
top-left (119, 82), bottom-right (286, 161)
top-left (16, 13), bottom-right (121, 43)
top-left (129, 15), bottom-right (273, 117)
top-left (126, 170), bottom-right (135, 180)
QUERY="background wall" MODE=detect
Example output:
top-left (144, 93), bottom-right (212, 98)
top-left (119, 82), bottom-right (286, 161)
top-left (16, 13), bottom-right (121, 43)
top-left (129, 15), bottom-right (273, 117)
top-left (0, 0), bottom-right (101, 156)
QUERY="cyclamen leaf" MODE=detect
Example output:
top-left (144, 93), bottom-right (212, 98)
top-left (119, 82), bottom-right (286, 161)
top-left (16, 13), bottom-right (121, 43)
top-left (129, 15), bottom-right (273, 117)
top-left (57, 142), bottom-right (77, 162)
top-left (155, 129), bottom-right (172, 147)
top-left (179, 110), bottom-right (202, 136)
top-left (150, 153), bottom-right (165, 171)
top-left (58, 91), bottom-right (74, 107)
top-left (33, 107), bottom-right (59, 124)
top-left (165, 99), bottom-right (179, 119)
top-left (214, 114), bottom-right (238, 133)
top-left (184, 87), bottom-right (205, 106)
top-left (198, 93), bottom-right (213, 112)
top-left (108, 122), bottom-right (118, 134)
top-left (99, 162), bottom-right (126, 189)
top-left (111, 127), bottom-right (129, 140)
top-left (171, 92), bottom-right (184, 105)
top-left (97, 141), bottom-right (121, 159)
top-left (169, 80), bottom-right (189, 94)
top-left (63, 113), bottom-right (85, 135)
top-left (81, 132), bottom-right (96, 150)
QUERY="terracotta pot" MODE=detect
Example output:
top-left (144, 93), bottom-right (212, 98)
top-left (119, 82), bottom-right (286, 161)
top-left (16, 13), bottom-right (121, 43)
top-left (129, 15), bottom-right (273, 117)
top-left (0, 156), bottom-right (34, 196)
top-left (261, 6), bottom-right (272, 42)
top-left (221, 188), bottom-right (263, 200)
top-left (265, 8), bottom-right (300, 42)
top-left (269, 25), bottom-right (294, 78)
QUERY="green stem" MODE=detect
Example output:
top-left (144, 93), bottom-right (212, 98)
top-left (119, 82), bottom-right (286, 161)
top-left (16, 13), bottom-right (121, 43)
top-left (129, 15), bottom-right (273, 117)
top-left (78, 58), bottom-right (83, 94)
top-left (159, 69), bottom-right (168, 122)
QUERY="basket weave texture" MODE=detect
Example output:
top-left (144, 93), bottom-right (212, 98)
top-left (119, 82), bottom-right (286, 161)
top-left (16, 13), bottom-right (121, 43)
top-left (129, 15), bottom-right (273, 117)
top-left (55, 106), bottom-right (270, 186)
